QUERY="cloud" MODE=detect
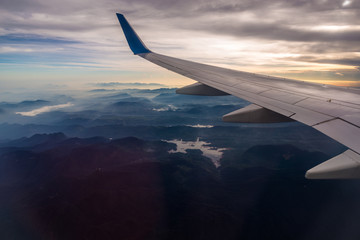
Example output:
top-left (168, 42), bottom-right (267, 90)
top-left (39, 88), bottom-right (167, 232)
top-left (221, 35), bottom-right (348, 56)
top-left (0, 0), bottom-right (359, 87)
top-left (16, 102), bottom-right (73, 116)
top-left (94, 82), bottom-right (167, 87)
top-left (195, 22), bottom-right (360, 42)
top-left (186, 124), bottom-right (214, 128)
top-left (283, 56), bottom-right (360, 67)
top-left (342, 0), bottom-right (352, 7)
top-left (0, 34), bottom-right (81, 44)
top-left (166, 138), bottom-right (226, 167)
top-left (152, 105), bottom-right (177, 112)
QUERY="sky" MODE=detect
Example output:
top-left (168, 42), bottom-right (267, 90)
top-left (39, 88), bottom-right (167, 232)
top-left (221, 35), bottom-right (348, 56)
top-left (0, 0), bottom-right (360, 93)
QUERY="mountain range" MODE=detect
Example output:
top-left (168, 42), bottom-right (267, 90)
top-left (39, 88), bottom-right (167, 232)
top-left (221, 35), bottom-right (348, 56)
top-left (0, 87), bottom-right (359, 239)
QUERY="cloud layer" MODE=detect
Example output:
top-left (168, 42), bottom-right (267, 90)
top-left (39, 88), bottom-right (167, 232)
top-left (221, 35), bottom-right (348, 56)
top-left (16, 103), bottom-right (74, 116)
top-left (0, 0), bottom-right (359, 88)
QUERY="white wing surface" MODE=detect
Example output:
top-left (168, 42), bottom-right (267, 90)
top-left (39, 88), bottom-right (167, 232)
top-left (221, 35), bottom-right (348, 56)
top-left (116, 13), bottom-right (360, 179)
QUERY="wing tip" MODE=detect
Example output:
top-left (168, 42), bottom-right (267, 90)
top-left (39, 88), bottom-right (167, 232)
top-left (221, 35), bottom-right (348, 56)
top-left (116, 13), bottom-right (151, 55)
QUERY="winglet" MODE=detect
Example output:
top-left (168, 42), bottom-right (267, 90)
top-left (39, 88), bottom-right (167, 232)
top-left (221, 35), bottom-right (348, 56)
top-left (116, 13), bottom-right (151, 55)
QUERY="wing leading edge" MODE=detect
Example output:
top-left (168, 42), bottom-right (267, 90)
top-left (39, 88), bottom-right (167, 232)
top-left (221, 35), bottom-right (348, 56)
top-left (116, 13), bottom-right (360, 179)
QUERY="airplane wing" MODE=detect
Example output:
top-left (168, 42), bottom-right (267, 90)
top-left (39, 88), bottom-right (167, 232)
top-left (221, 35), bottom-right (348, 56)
top-left (116, 13), bottom-right (360, 179)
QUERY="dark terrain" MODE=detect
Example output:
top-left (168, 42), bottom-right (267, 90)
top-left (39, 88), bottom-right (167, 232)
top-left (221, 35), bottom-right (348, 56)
top-left (1, 133), bottom-right (359, 240)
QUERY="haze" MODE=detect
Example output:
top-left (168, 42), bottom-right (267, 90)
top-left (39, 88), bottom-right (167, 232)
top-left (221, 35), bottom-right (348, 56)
top-left (1, 0), bottom-right (360, 95)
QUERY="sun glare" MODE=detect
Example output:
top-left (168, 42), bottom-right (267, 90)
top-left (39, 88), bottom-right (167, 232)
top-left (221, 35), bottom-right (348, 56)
top-left (342, 0), bottom-right (352, 7)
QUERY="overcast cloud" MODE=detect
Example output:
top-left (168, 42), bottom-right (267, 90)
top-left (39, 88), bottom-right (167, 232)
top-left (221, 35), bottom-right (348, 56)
top-left (0, 0), bottom-right (359, 89)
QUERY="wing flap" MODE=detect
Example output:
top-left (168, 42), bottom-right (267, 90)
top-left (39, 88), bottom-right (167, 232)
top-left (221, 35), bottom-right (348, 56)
top-left (314, 118), bottom-right (360, 154)
top-left (234, 82), bottom-right (269, 94)
top-left (260, 90), bottom-right (307, 105)
top-left (340, 114), bottom-right (360, 127)
top-left (295, 98), bottom-right (360, 118)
